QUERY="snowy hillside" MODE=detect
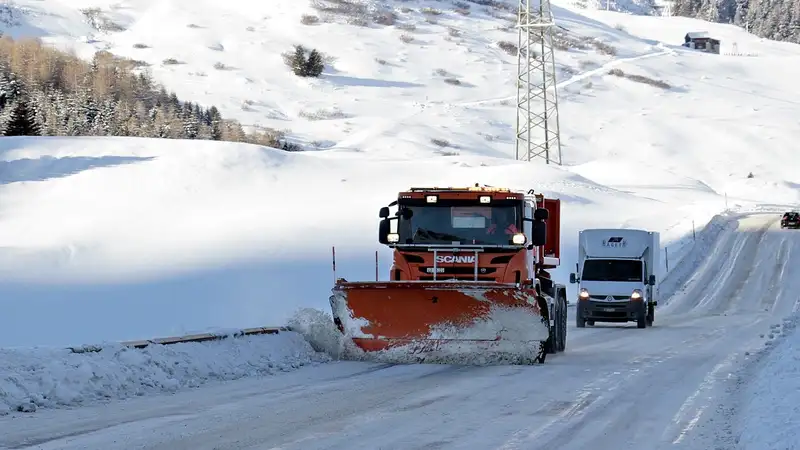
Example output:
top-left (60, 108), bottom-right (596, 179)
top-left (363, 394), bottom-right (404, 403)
top-left (0, 1), bottom-right (799, 447)
top-left (0, 0), bottom-right (798, 348)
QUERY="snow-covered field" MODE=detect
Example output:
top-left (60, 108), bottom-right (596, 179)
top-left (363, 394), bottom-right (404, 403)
top-left (0, 0), bottom-right (799, 447)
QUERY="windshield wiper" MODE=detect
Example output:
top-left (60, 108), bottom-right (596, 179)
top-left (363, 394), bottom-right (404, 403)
top-left (414, 228), bottom-right (464, 243)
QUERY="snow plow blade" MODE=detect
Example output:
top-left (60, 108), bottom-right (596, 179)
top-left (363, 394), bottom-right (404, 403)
top-left (329, 280), bottom-right (551, 364)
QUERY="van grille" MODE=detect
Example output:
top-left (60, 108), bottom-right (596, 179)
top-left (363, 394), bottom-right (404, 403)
top-left (589, 295), bottom-right (631, 301)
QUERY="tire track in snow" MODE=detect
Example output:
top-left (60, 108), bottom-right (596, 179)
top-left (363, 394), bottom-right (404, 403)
top-left (658, 214), bottom-right (775, 316)
top-left (764, 234), bottom-right (791, 313)
top-left (703, 218), bottom-right (773, 316)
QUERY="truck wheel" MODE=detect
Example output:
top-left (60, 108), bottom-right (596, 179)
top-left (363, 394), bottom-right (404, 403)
top-left (548, 303), bottom-right (561, 353)
top-left (545, 321), bottom-right (556, 354)
top-left (558, 296), bottom-right (567, 352)
top-left (550, 296), bottom-right (565, 353)
top-left (539, 296), bottom-right (556, 355)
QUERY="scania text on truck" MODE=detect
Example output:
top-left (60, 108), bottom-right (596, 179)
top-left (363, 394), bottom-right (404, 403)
top-left (569, 228), bottom-right (660, 329)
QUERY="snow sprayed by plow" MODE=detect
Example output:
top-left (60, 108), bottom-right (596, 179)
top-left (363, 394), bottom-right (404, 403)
top-left (287, 307), bottom-right (352, 357)
top-left (289, 305), bottom-right (549, 366)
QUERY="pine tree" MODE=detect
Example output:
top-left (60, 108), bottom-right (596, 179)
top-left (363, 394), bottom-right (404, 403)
top-left (5, 98), bottom-right (40, 136)
top-left (291, 45), bottom-right (308, 76)
top-left (182, 102), bottom-right (199, 138)
top-left (305, 49), bottom-right (325, 77)
top-left (207, 106), bottom-right (222, 140)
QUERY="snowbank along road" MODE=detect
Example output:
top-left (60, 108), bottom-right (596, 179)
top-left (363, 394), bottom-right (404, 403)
top-left (0, 213), bottom-right (795, 450)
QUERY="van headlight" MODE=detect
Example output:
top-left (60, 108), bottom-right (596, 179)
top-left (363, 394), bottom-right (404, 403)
top-left (631, 289), bottom-right (642, 300)
top-left (579, 288), bottom-right (589, 300)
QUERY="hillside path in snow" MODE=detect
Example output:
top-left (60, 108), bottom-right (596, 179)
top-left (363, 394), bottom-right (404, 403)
top-left (0, 213), bottom-right (794, 450)
top-left (331, 45), bottom-right (670, 152)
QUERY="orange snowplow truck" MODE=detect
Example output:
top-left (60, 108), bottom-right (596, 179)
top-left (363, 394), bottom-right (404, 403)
top-left (329, 185), bottom-right (568, 364)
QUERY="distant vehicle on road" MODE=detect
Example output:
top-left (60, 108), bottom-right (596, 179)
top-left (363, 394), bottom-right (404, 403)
top-left (781, 211), bottom-right (800, 229)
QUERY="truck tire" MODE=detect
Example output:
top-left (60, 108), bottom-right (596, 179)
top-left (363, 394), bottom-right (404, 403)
top-left (546, 308), bottom-right (565, 354)
top-left (558, 294), bottom-right (567, 352)
top-left (541, 296), bottom-right (558, 355)
top-left (549, 296), bottom-right (565, 353)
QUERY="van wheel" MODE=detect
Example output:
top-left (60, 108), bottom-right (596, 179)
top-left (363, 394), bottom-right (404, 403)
top-left (576, 303), bottom-right (586, 328)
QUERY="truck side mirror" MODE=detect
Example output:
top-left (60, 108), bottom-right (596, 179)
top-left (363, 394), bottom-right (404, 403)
top-left (378, 219), bottom-right (390, 244)
top-left (379, 207), bottom-right (390, 218)
top-left (531, 221), bottom-right (546, 246)
top-left (569, 273), bottom-right (577, 284)
top-left (533, 207), bottom-right (549, 221)
top-left (649, 274), bottom-right (656, 285)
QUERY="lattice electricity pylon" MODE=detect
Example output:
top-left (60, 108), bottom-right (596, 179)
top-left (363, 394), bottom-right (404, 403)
top-left (514, 0), bottom-right (563, 165)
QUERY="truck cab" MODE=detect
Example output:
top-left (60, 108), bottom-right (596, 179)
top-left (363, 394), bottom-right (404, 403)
top-left (377, 186), bottom-right (560, 287)
top-left (569, 228), bottom-right (660, 328)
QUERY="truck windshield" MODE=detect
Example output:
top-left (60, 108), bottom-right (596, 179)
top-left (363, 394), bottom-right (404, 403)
top-left (582, 259), bottom-right (642, 282)
top-left (397, 203), bottom-right (521, 246)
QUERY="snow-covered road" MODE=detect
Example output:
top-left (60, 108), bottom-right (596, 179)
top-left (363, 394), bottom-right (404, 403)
top-left (1, 213), bottom-right (796, 450)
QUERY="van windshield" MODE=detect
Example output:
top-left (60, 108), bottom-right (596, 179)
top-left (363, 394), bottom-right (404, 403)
top-left (582, 259), bottom-right (642, 282)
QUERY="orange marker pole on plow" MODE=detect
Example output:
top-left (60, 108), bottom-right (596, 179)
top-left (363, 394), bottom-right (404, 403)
top-left (332, 246), bottom-right (336, 283)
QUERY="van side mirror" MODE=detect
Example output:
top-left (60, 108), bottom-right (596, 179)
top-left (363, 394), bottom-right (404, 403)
top-left (648, 274), bottom-right (656, 285)
top-left (569, 273), bottom-right (577, 284)
top-left (378, 219), bottom-right (390, 244)
top-left (531, 221), bottom-right (546, 246)
top-left (379, 207), bottom-right (390, 218)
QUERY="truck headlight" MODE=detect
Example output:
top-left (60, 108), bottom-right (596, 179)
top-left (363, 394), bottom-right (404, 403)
top-left (387, 233), bottom-right (399, 243)
top-left (579, 288), bottom-right (589, 300)
top-left (512, 233), bottom-right (526, 245)
top-left (631, 289), bottom-right (642, 300)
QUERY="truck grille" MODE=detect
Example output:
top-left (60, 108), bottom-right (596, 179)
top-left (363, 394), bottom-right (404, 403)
top-left (419, 266), bottom-right (497, 275)
top-left (419, 276), bottom-right (498, 281)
